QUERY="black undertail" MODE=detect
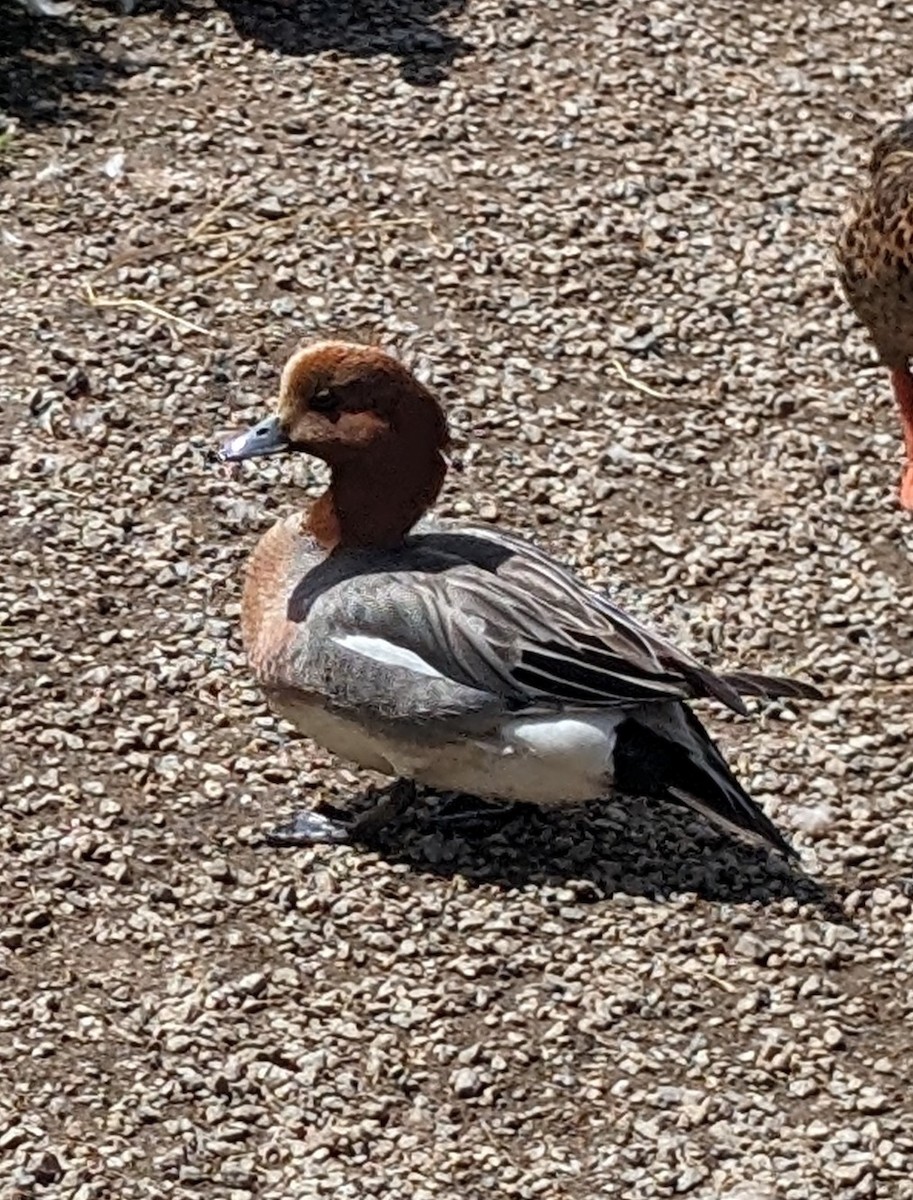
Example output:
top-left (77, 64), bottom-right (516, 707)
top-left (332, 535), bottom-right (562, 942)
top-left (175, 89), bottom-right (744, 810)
top-left (613, 709), bottom-right (796, 859)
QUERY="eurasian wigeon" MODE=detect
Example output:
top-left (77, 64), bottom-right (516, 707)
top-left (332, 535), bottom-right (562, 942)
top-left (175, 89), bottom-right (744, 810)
top-left (837, 118), bottom-right (913, 510)
top-left (218, 340), bottom-right (821, 855)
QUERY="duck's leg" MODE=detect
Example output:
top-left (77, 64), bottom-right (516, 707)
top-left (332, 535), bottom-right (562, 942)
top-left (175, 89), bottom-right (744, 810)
top-left (889, 366), bottom-right (913, 509)
top-left (431, 793), bottom-right (535, 832)
top-left (266, 778), bottom-right (417, 846)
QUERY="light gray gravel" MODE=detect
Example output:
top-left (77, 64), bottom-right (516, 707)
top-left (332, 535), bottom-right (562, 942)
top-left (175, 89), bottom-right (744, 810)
top-left (2, 1), bottom-right (913, 1197)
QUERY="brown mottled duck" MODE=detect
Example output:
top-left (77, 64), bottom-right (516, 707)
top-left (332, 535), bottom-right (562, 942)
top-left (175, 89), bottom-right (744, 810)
top-left (836, 118), bottom-right (913, 509)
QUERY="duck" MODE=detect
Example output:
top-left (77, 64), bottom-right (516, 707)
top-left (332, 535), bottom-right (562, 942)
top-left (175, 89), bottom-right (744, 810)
top-left (218, 340), bottom-right (821, 856)
top-left (836, 117), bottom-right (913, 510)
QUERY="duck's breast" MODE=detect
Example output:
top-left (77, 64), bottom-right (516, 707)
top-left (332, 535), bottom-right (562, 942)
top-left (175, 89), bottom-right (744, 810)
top-left (241, 515), bottom-right (323, 683)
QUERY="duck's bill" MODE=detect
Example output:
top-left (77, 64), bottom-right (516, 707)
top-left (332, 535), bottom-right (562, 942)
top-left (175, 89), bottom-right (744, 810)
top-left (218, 414), bottom-right (291, 462)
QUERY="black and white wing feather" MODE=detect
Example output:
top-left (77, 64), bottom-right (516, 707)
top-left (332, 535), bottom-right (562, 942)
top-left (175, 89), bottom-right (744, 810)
top-left (297, 525), bottom-right (820, 723)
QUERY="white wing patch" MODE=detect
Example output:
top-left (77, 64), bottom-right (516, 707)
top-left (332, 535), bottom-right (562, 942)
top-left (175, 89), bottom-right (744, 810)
top-left (332, 633), bottom-right (444, 679)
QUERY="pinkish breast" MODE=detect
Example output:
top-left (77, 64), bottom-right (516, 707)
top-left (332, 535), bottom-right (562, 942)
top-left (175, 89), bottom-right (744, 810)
top-left (240, 518), bottom-right (303, 684)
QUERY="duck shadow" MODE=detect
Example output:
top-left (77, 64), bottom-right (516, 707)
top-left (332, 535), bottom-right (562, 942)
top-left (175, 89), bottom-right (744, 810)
top-left (0, 4), bottom-right (135, 126)
top-left (304, 787), bottom-right (839, 913)
top-left (205, 0), bottom-right (470, 85)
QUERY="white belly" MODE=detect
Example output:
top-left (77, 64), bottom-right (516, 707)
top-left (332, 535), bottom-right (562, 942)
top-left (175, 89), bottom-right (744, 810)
top-left (269, 692), bottom-right (620, 807)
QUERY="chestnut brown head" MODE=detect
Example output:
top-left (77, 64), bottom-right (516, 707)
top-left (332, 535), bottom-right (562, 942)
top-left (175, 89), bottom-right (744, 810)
top-left (220, 341), bottom-right (450, 468)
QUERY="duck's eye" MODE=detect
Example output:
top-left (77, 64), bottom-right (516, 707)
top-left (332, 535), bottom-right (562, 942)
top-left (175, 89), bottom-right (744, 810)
top-left (310, 388), bottom-right (338, 413)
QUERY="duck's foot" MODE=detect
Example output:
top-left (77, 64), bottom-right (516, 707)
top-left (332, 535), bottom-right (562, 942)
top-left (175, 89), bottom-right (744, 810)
top-left (265, 778), bottom-right (417, 847)
top-left (266, 809), bottom-right (353, 846)
top-left (431, 793), bottom-right (535, 833)
top-left (901, 462), bottom-right (913, 511)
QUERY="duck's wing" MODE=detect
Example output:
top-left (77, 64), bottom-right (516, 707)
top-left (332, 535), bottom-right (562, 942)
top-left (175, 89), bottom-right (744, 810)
top-left (445, 525), bottom-right (750, 714)
top-left (298, 527), bottom-right (818, 724)
top-left (459, 525), bottom-right (823, 707)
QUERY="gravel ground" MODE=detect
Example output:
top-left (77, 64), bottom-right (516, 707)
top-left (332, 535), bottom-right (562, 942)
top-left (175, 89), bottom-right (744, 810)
top-left (3, 2), bottom-right (913, 1197)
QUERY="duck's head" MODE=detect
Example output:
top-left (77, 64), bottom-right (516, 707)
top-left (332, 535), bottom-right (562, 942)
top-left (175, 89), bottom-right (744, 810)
top-left (869, 117), bottom-right (913, 175)
top-left (219, 340), bottom-right (450, 468)
top-left (219, 341), bottom-right (452, 549)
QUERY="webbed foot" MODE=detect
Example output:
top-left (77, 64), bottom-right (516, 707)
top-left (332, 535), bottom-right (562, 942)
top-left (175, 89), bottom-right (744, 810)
top-left (266, 807), bottom-right (355, 846)
top-left (432, 793), bottom-right (534, 833)
top-left (266, 778), bottom-right (417, 847)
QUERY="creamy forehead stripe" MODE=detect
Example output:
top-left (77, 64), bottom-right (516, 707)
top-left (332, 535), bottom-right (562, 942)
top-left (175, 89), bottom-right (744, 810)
top-left (332, 634), bottom-right (444, 679)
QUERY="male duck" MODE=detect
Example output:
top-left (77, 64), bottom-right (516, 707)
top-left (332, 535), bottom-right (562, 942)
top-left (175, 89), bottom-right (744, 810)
top-left (836, 117), bottom-right (913, 510)
top-left (219, 341), bottom-right (820, 855)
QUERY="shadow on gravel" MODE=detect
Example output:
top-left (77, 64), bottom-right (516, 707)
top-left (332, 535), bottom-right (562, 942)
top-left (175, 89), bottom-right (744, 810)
top-left (212, 0), bottom-right (470, 85)
top-left (1, 0), bottom-right (467, 130)
top-left (0, 4), bottom-right (128, 125)
top-left (272, 786), bottom-right (838, 913)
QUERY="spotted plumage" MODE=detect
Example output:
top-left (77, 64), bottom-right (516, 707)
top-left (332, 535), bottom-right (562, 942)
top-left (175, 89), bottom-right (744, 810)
top-left (836, 118), bottom-right (913, 508)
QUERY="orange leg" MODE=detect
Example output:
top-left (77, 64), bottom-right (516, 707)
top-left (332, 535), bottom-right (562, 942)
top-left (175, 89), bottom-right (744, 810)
top-left (889, 367), bottom-right (913, 510)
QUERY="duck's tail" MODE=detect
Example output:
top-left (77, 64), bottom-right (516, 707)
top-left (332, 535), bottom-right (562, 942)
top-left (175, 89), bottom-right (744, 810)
top-left (614, 704), bottom-right (797, 860)
top-left (718, 670), bottom-right (823, 704)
